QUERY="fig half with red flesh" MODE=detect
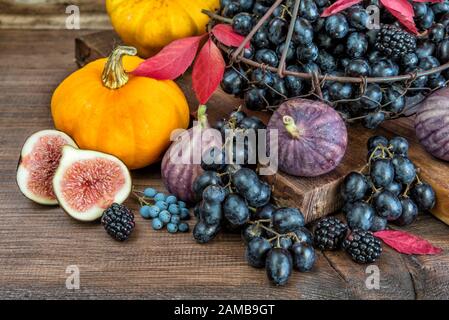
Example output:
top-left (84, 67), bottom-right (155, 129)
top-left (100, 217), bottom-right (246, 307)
top-left (16, 130), bottom-right (78, 205)
top-left (267, 98), bottom-right (348, 177)
top-left (53, 146), bottom-right (132, 221)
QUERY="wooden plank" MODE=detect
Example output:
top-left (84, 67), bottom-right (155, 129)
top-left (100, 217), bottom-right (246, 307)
top-left (1, 29), bottom-right (449, 300)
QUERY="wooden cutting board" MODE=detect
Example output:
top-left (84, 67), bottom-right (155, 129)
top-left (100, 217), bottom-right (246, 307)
top-left (75, 31), bottom-right (449, 224)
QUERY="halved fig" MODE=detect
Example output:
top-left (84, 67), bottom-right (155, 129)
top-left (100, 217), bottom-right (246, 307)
top-left (17, 130), bottom-right (78, 205)
top-left (53, 146), bottom-right (132, 221)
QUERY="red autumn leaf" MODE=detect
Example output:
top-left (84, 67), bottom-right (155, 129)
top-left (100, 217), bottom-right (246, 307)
top-left (212, 24), bottom-right (250, 49)
top-left (192, 39), bottom-right (225, 104)
top-left (374, 230), bottom-right (443, 255)
top-left (321, 0), bottom-right (362, 17)
top-left (131, 35), bottom-right (205, 80)
top-left (380, 0), bottom-right (419, 34)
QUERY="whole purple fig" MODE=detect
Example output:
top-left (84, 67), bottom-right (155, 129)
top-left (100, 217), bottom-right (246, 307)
top-left (415, 88), bottom-right (449, 161)
top-left (266, 98), bottom-right (347, 177)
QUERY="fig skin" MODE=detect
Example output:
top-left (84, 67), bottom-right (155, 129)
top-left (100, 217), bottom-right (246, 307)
top-left (415, 88), bottom-right (449, 161)
top-left (161, 106), bottom-right (222, 203)
top-left (267, 98), bottom-right (348, 177)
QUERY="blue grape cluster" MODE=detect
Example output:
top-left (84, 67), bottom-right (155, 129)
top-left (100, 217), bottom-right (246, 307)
top-left (341, 136), bottom-right (436, 233)
top-left (191, 161), bottom-right (316, 286)
top-left (137, 187), bottom-right (190, 234)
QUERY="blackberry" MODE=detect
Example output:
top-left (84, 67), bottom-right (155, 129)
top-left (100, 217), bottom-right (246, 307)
top-left (314, 217), bottom-right (348, 250)
top-left (342, 229), bottom-right (382, 264)
top-left (101, 203), bottom-right (135, 241)
top-left (375, 24), bottom-right (416, 58)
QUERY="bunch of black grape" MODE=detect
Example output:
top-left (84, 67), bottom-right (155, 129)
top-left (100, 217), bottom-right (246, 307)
top-left (341, 135), bottom-right (436, 232)
top-left (192, 158), bottom-right (316, 285)
top-left (218, 0), bottom-right (449, 128)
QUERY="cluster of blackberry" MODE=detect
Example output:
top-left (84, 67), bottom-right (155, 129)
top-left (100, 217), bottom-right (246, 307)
top-left (217, 0), bottom-right (449, 128)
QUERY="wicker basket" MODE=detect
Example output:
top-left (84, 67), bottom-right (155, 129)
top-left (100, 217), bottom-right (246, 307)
top-left (204, 0), bottom-right (449, 122)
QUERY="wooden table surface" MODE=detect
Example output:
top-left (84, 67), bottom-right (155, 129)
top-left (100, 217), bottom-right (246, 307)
top-left (1, 29), bottom-right (449, 300)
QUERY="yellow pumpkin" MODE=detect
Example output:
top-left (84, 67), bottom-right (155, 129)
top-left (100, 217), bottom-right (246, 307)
top-left (106, 0), bottom-right (220, 57)
top-left (51, 46), bottom-right (190, 170)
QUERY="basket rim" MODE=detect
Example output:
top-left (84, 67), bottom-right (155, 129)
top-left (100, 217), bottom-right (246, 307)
top-left (215, 40), bottom-right (449, 84)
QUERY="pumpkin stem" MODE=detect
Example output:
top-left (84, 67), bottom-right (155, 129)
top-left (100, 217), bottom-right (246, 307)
top-left (282, 115), bottom-right (300, 139)
top-left (102, 46), bottom-right (137, 89)
top-left (197, 104), bottom-right (209, 128)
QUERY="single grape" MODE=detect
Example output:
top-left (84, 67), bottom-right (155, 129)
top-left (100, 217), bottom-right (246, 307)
top-left (239, 115), bottom-right (266, 130)
top-left (367, 135), bottom-right (388, 150)
top-left (178, 222), bottom-right (189, 233)
top-left (193, 221), bottom-right (220, 244)
top-left (159, 210), bottom-right (171, 224)
top-left (232, 13), bottom-right (254, 36)
top-left (148, 205), bottom-right (161, 219)
top-left (363, 112), bottom-right (385, 129)
top-left (242, 223), bottom-right (263, 244)
top-left (229, 109), bottom-right (247, 124)
top-left (265, 248), bottom-right (293, 286)
top-left (268, 17), bottom-right (288, 45)
top-left (246, 237), bottom-right (272, 268)
top-left (155, 200), bottom-right (168, 211)
top-left (152, 218), bottom-right (164, 230)
top-left (170, 215), bottom-right (181, 225)
top-left (223, 194), bottom-right (250, 226)
top-left (374, 190), bottom-right (403, 220)
top-left (384, 181), bottom-right (403, 197)
top-left (290, 243), bottom-right (316, 272)
top-left (202, 185), bottom-right (226, 203)
top-left (192, 171), bottom-right (223, 202)
top-left (180, 207), bottom-right (190, 220)
top-left (177, 201), bottom-right (186, 208)
top-left (167, 223), bottom-right (178, 234)
top-left (394, 197), bottom-right (419, 226)
top-left (292, 227), bottom-right (314, 246)
top-left (166, 195), bottom-right (177, 204)
top-left (392, 156), bottom-right (416, 185)
top-left (254, 203), bottom-right (276, 220)
top-left (272, 208), bottom-right (305, 233)
top-left (370, 215), bottom-right (388, 232)
top-left (168, 203), bottom-right (180, 215)
top-left (325, 14), bottom-right (349, 39)
top-left (370, 159), bottom-right (395, 188)
top-left (341, 172), bottom-right (370, 202)
top-left (389, 136), bottom-right (409, 156)
top-left (346, 201), bottom-right (375, 231)
top-left (143, 188), bottom-right (157, 198)
top-left (199, 201), bottom-right (223, 226)
top-left (292, 17), bottom-right (314, 45)
top-left (410, 183), bottom-right (436, 211)
top-left (201, 147), bottom-right (226, 172)
top-left (232, 168), bottom-right (262, 200)
top-left (248, 181), bottom-right (271, 208)
top-left (139, 205), bottom-right (151, 219)
top-left (154, 192), bottom-right (166, 202)
top-left (279, 236), bottom-right (293, 250)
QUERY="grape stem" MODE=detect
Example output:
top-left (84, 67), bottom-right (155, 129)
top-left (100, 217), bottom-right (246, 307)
top-left (250, 219), bottom-right (301, 247)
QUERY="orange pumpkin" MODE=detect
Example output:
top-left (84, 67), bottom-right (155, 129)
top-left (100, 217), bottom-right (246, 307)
top-left (51, 46), bottom-right (190, 169)
top-left (106, 0), bottom-right (220, 57)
